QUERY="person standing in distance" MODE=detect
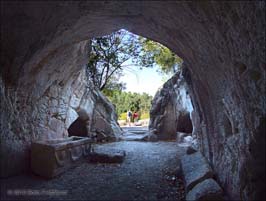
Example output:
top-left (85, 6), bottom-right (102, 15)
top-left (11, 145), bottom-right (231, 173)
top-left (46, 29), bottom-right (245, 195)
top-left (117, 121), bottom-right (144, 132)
top-left (127, 110), bottom-right (132, 127)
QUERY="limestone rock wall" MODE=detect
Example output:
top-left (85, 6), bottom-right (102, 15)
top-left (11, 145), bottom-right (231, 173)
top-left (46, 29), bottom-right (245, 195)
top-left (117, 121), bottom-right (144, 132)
top-left (1, 2), bottom-right (265, 200)
top-left (1, 40), bottom-right (90, 177)
top-left (149, 72), bottom-right (193, 140)
top-left (0, 42), bottom-right (122, 177)
top-left (90, 87), bottom-right (123, 141)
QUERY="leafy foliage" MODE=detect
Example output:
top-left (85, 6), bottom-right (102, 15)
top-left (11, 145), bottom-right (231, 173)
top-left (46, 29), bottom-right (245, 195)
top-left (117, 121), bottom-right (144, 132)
top-left (86, 30), bottom-right (140, 90)
top-left (104, 91), bottom-right (153, 119)
top-left (119, 112), bottom-right (149, 120)
top-left (86, 29), bottom-right (182, 91)
top-left (86, 29), bottom-right (182, 119)
top-left (137, 37), bottom-right (183, 74)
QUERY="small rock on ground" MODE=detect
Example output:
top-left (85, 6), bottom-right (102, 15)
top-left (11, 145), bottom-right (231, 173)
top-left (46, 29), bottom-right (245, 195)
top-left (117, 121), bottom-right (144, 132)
top-left (88, 151), bottom-right (126, 163)
top-left (186, 146), bottom-right (197, 155)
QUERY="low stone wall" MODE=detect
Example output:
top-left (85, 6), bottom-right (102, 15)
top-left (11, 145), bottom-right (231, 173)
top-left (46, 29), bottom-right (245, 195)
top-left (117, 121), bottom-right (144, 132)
top-left (181, 151), bottom-right (224, 201)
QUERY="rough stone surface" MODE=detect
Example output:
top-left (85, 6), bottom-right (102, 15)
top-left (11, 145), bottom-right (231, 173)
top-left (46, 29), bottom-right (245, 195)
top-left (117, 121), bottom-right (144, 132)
top-left (140, 132), bottom-right (159, 142)
top-left (31, 136), bottom-right (91, 178)
top-left (186, 178), bottom-right (223, 201)
top-left (186, 146), bottom-right (197, 155)
top-left (0, 2), bottom-right (265, 200)
top-left (181, 152), bottom-right (214, 191)
top-left (177, 132), bottom-right (191, 143)
top-left (88, 150), bottom-right (126, 164)
top-left (90, 91), bottom-right (122, 140)
top-left (119, 129), bottom-right (155, 142)
top-left (149, 72), bottom-right (193, 140)
top-left (0, 58), bottom-right (122, 177)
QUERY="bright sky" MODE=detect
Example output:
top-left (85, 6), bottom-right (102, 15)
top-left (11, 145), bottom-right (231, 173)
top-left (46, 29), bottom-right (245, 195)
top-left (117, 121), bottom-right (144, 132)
top-left (119, 64), bottom-right (165, 97)
top-left (117, 29), bottom-right (173, 97)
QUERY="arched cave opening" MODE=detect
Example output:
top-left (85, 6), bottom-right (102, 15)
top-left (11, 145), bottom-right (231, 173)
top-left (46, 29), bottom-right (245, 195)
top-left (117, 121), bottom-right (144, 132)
top-left (85, 29), bottom-right (193, 140)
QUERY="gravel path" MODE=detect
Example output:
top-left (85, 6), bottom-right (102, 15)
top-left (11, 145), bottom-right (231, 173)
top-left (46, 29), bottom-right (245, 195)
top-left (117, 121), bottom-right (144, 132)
top-left (1, 140), bottom-right (186, 201)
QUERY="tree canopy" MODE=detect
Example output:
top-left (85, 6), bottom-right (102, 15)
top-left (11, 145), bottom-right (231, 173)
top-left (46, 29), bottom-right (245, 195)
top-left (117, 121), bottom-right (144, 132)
top-left (86, 30), bottom-right (139, 90)
top-left (104, 90), bottom-right (153, 120)
top-left (137, 37), bottom-right (183, 74)
top-left (86, 30), bottom-right (182, 119)
top-left (86, 29), bottom-right (182, 91)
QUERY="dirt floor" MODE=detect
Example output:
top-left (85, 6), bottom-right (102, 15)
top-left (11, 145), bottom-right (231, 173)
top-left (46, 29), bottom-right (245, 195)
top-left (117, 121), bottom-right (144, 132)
top-left (1, 127), bottom-right (186, 201)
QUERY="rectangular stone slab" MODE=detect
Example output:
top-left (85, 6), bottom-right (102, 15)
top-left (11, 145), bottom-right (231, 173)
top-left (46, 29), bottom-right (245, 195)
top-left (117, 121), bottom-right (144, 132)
top-left (181, 151), bottom-right (214, 191)
top-left (31, 136), bottom-right (92, 178)
top-left (186, 178), bottom-right (223, 201)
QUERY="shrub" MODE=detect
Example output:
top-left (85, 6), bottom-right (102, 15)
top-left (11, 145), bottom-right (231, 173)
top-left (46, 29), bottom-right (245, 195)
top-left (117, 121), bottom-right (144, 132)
top-left (140, 112), bottom-right (150, 120)
top-left (119, 112), bottom-right (127, 120)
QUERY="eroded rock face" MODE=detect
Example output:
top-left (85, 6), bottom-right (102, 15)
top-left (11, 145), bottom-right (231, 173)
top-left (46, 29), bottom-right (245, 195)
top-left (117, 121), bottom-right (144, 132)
top-left (90, 90), bottom-right (123, 141)
top-left (181, 151), bottom-right (214, 192)
top-left (1, 2), bottom-right (265, 200)
top-left (149, 72), bottom-right (193, 140)
top-left (186, 178), bottom-right (224, 201)
top-left (0, 61), bottom-right (122, 177)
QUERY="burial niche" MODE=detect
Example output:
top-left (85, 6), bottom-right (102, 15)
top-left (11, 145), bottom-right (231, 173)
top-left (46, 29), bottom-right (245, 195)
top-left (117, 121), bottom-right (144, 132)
top-left (68, 117), bottom-right (88, 137)
top-left (176, 111), bottom-right (193, 134)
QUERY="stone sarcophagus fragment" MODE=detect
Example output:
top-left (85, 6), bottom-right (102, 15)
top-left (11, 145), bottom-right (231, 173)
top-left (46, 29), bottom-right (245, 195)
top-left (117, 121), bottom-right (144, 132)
top-left (31, 136), bottom-right (91, 178)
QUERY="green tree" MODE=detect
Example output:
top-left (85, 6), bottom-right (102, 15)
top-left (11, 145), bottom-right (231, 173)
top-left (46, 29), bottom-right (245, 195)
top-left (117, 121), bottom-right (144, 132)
top-left (105, 91), bottom-right (152, 119)
top-left (86, 29), bottom-right (183, 92)
top-left (86, 30), bottom-right (140, 91)
top-left (136, 37), bottom-right (183, 74)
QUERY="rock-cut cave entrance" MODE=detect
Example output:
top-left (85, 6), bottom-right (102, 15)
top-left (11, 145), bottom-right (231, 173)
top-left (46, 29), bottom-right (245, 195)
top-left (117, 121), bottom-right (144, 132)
top-left (72, 28), bottom-right (195, 143)
top-left (1, 2), bottom-right (265, 201)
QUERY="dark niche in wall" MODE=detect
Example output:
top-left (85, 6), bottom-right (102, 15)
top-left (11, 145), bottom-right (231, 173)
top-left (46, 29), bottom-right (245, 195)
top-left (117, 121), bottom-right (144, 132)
top-left (176, 112), bottom-right (193, 134)
top-left (68, 117), bottom-right (88, 137)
